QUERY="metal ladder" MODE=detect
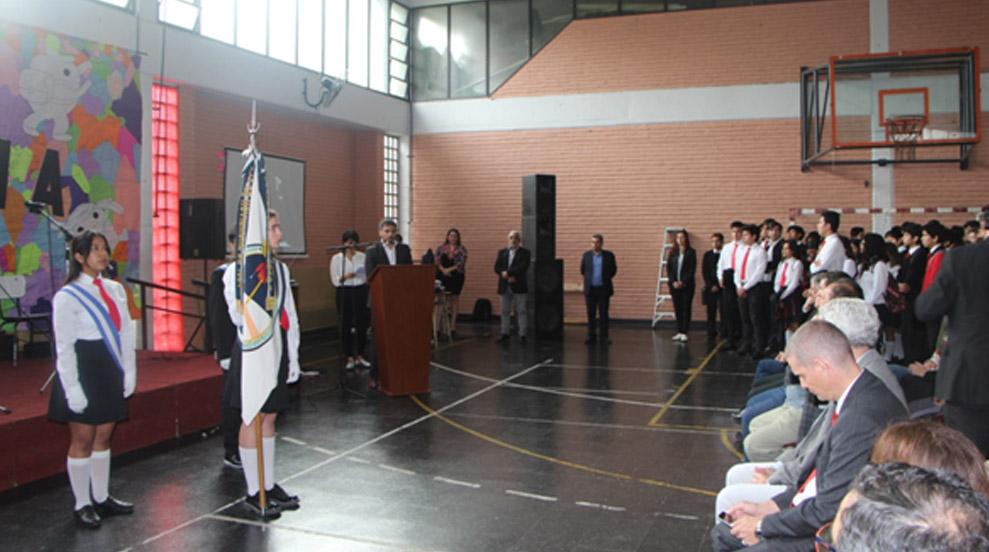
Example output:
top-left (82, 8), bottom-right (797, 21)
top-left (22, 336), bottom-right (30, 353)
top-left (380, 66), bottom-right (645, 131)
top-left (651, 227), bottom-right (684, 328)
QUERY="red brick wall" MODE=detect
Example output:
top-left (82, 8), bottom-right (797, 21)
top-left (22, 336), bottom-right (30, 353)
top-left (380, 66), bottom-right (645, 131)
top-left (496, 0), bottom-right (868, 98)
top-left (176, 86), bottom-right (380, 343)
top-left (890, 0), bottom-right (989, 70)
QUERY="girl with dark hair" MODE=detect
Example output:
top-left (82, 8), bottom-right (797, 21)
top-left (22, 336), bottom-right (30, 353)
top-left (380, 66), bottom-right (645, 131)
top-left (436, 228), bottom-right (467, 337)
top-left (667, 230), bottom-right (696, 342)
top-left (840, 235), bottom-right (857, 277)
top-left (772, 240), bottom-right (804, 345)
top-left (330, 229), bottom-right (369, 370)
top-left (857, 233), bottom-right (892, 331)
top-left (48, 232), bottom-right (136, 529)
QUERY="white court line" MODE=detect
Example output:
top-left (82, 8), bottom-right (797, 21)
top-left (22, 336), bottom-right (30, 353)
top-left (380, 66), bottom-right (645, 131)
top-left (280, 436), bottom-right (308, 446)
top-left (125, 358), bottom-right (552, 551)
top-left (312, 447), bottom-right (337, 455)
top-left (434, 476), bottom-right (482, 489)
top-left (575, 501), bottom-right (627, 512)
top-left (346, 457), bottom-right (372, 464)
top-left (445, 412), bottom-right (728, 435)
top-left (540, 385), bottom-right (673, 398)
top-left (662, 512), bottom-right (700, 521)
top-left (505, 489), bottom-right (558, 502)
top-left (378, 464), bottom-right (417, 476)
top-left (545, 363), bottom-right (755, 377)
top-left (432, 362), bottom-right (738, 412)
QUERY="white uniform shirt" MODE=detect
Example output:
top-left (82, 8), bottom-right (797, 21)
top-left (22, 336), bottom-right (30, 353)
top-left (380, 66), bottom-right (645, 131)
top-left (717, 240), bottom-right (742, 282)
top-left (858, 260), bottom-right (889, 306)
top-left (54, 272), bottom-right (137, 402)
top-left (732, 244), bottom-right (767, 291)
top-left (811, 233), bottom-right (846, 274)
top-left (383, 240), bottom-right (397, 265)
top-left (330, 252), bottom-right (367, 287)
top-left (774, 258), bottom-right (804, 300)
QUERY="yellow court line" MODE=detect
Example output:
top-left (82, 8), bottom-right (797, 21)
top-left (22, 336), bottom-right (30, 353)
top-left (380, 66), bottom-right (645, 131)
top-left (647, 341), bottom-right (725, 427)
top-left (720, 429), bottom-right (745, 461)
top-left (411, 395), bottom-right (717, 498)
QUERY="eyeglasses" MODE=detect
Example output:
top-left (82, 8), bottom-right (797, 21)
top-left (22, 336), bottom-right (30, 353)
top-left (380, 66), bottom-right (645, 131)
top-left (815, 522), bottom-right (837, 552)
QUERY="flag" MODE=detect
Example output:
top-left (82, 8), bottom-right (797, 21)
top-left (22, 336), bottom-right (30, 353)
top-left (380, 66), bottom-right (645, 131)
top-left (236, 151), bottom-right (278, 425)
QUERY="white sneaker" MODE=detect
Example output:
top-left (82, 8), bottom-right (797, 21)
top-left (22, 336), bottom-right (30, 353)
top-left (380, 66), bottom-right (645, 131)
top-left (356, 357), bottom-right (371, 368)
top-left (672, 333), bottom-right (681, 341)
top-left (680, 334), bottom-right (688, 342)
top-left (345, 359), bottom-right (356, 371)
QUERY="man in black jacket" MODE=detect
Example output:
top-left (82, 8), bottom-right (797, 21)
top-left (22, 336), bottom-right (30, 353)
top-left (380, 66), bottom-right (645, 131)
top-left (494, 230), bottom-right (531, 343)
top-left (580, 234), bottom-right (618, 344)
top-left (897, 222), bottom-right (928, 363)
top-left (712, 320), bottom-right (907, 551)
top-left (702, 233), bottom-right (724, 339)
top-left (915, 208), bottom-right (989, 456)
top-left (206, 230), bottom-right (241, 469)
top-left (363, 219), bottom-right (412, 386)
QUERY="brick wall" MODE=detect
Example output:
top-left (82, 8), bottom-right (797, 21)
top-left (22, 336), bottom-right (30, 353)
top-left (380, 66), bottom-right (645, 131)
top-left (890, 0), bottom-right (989, 70)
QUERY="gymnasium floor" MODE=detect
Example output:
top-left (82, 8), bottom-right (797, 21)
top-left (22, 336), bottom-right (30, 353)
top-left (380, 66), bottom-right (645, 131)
top-left (0, 324), bottom-right (754, 551)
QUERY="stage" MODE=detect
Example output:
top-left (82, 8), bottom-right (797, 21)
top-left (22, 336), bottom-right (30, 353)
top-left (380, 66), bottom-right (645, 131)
top-left (0, 351), bottom-right (222, 493)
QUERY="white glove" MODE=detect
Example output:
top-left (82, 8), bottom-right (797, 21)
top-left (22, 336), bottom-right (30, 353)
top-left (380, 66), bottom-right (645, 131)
top-left (124, 373), bottom-right (136, 398)
top-left (219, 358), bottom-right (231, 370)
top-left (66, 385), bottom-right (88, 414)
top-left (287, 361), bottom-right (301, 384)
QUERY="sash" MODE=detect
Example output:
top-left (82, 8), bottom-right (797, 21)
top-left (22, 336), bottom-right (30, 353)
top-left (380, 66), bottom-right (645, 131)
top-left (62, 283), bottom-right (124, 374)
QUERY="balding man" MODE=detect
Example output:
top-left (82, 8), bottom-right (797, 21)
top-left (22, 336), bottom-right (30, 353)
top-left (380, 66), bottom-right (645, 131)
top-left (494, 231), bottom-right (531, 343)
top-left (711, 321), bottom-right (907, 552)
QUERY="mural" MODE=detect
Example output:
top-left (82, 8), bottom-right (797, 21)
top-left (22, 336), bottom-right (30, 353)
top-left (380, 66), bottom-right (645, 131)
top-left (0, 22), bottom-right (141, 320)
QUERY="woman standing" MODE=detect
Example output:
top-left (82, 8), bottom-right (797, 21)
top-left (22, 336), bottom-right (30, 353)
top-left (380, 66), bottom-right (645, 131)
top-left (223, 211), bottom-right (301, 520)
top-left (48, 232), bottom-right (136, 529)
top-left (330, 230), bottom-right (370, 370)
top-left (435, 228), bottom-right (467, 337)
top-left (858, 233), bottom-right (892, 334)
top-left (667, 230), bottom-right (696, 342)
top-left (772, 240), bottom-right (804, 345)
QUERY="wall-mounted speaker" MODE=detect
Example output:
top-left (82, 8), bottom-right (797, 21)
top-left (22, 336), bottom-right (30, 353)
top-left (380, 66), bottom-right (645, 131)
top-left (180, 198), bottom-right (226, 260)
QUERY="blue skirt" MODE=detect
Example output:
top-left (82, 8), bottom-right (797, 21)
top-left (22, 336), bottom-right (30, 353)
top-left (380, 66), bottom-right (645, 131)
top-left (48, 340), bottom-right (128, 425)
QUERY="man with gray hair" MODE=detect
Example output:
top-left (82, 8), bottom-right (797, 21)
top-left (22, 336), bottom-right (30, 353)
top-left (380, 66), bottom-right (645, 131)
top-left (834, 463), bottom-right (989, 552)
top-left (494, 230), bottom-right (531, 343)
top-left (711, 320), bottom-right (907, 551)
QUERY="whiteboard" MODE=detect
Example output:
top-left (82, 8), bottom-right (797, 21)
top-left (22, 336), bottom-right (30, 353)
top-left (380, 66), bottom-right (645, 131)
top-left (224, 149), bottom-right (307, 256)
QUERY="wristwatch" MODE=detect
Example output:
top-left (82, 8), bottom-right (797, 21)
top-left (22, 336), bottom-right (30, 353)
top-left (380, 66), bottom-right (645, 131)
top-left (755, 520), bottom-right (763, 538)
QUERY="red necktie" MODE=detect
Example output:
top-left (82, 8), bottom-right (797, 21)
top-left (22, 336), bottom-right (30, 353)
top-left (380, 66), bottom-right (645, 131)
top-left (792, 409), bottom-right (839, 505)
top-left (740, 246), bottom-right (752, 281)
top-left (280, 309), bottom-right (290, 331)
top-left (779, 262), bottom-right (788, 287)
top-left (93, 278), bottom-right (122, 331)
top-left (731, 244), bottom-right (738, 271)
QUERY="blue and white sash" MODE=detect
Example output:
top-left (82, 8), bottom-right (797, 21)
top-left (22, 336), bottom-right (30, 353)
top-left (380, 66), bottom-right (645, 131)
top-left (62, 283), bottom-right (124, 374)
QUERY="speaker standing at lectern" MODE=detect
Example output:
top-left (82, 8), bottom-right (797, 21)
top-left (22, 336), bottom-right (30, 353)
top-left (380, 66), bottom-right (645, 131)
top-left (364, 219), bottom-right (412, 388)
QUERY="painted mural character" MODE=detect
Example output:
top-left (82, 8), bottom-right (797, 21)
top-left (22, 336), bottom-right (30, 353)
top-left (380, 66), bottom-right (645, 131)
top-left (19, 54), bottom-right (91, 141)
top-left (64, 200), bottom-right (127, 252)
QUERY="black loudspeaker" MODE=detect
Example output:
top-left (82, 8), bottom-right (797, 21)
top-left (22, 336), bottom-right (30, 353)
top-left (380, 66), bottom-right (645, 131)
top-left (522, 174), bottom-right (555, 262)
top-left (180, 198), bottom-right (227, 260)
top-left (533, 259), bottom-right (564, 338)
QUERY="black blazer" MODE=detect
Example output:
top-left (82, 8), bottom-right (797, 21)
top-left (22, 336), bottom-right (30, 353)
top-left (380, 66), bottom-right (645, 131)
top-left (205, 263), bottom-right (236, 362)
top-left (364, 242), bottom-right (413, 280)
top-left (701, 250), bottom-right (720, 304)
top-left (765, 240), bottom-right (784, 276)
top-left (494, 247), bottom-right (531, 294)
top-left (580, 250), bottom-right (618, 296)
top-left (761, 370), bottom-right (907, 540)
top-left (665, 248), bottom-right (696, 289)
top-left (897, 246), bottom-right (928, 299)
top-left (915, 241), bottom-right (989, 406)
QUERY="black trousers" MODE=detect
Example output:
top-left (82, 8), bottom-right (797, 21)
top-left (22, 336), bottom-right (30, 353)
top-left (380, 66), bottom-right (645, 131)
top-left (585, 287), bottom-right (611, 338)
top-left (704, 291), bottom-right (720, 337)
top-left (899, 302), bottom-right (929, 363)
top-left (739, 283), bottom-right (770, 354)
top-left (710, 521), bottom-right (814, 552)
top-left (220, 369), bottom-right (241, 456)
top-left (944, 402), bottom-right (989, 458)
top-left (338, 285), bottom-right (370, 357)
top-left (671, 286), bottom-right (694, 334)
top-left (721, 270), bottom-right (742, 344)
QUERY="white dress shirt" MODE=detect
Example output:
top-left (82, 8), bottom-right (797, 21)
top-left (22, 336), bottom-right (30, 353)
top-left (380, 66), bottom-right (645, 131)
top-left (223, 260), bottom-right (300, 377)
top-left (383, 240), bottom-right (397, 265)
top-left (54, 272), bottom-right (137, 403)
top-left (732, 244), bottom-right (767, 291)
top-left (774, 258), bottom-right (804, 300)
top-left (811, 233), bottom-right (846, 274)
top-left (508, 246), bottom-right (517, 267)
top-left (717, 240), bottom-right (742, 282)
top-left (858, 260), bottom-right (889, 305)
top-left (330, 252), bottom-right (367, 287)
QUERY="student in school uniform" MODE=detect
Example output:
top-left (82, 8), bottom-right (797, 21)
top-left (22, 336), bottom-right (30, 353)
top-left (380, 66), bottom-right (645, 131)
top-left (810, 210), bottom-right (847, 274)
top-left (734, 224), bottom-right (769, 358)
top-left (207, 229), bottom-right (242, 470)
top-left (702, 233), bottom-right (724, 339)
top-left (48, 232), bottom-right (136, 529)
top-left (667, 230), bottom-right (696, 342)
top-left (223, 210), bottom-right (301, 520)
top-left (761, 221), bottom-right (784, 352)
top-left (771, 240), bottom-right (804, 349)
top-left (718, 221), bottom-right (745, 350)
top-left (330, 229), bottom-right (370, 371)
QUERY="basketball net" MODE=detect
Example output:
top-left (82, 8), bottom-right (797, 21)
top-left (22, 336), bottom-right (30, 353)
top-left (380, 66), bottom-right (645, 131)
top-left (886, 116), bottom-right (926, 161)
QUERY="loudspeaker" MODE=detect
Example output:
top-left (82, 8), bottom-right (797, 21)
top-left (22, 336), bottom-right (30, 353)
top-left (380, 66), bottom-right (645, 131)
top-left (533, 259), bottom-right (563, 338)
top-left (522, 174), bottom-right (555, 262)
top-left (180, 198), bottom-right (226, 260)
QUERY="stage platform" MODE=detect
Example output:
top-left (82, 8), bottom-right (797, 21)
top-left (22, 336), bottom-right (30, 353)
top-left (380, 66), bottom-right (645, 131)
top-left (0, 351), bottom-right (222, 492)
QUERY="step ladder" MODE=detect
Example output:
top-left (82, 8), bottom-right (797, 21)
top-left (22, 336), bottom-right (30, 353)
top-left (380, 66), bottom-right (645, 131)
top-left (651, 227), bottom-right (684, 328)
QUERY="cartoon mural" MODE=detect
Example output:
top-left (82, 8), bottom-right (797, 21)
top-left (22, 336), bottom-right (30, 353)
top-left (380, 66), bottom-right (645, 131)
top-left (0, 22), bottom-right (141, 320)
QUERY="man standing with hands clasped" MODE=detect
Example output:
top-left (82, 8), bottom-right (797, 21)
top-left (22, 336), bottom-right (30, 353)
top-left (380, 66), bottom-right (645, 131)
top-left (494, 230), bottom-right (531, 343)
top-left (580, 234), bottom-right (618, 345)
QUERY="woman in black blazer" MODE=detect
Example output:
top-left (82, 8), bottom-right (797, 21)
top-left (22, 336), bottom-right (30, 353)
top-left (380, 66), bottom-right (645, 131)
top-left (666, 230), bottom-right (696, 342)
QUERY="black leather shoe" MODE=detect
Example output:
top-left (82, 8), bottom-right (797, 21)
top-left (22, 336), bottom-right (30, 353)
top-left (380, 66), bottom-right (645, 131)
top-left (244, 493), bottom-right (282, 521)
top-left (223, 452), bottom-right (243, 470)
top-left (584, 335), bottom-right (596, 344)
top-left (94, 496), bottom-right (134, 517)
top-left (267, 484), bottom-right (300, 511)
top-left (496, 334), bottom-right (510, 343)
top-left (74, 505), bottom-right (101, 529)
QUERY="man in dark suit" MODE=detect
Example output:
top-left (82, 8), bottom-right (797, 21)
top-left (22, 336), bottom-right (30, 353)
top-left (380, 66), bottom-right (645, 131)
top-left (363, 219), bottom-right (412, 387)
top-left (494, 230), bottom-right (531, 343)
top-left (915, 208), bottom-right (989, 456)
top-left (712, 320), bottom-right (907, 551)
top-left (702, 233), bottom-right (724, 339)
top-left (206, 230), bottom-right (242, 470)
top-left (580, 234), bottom-right (618, 344)
top-left (897, 222), bottom-right (928, 363)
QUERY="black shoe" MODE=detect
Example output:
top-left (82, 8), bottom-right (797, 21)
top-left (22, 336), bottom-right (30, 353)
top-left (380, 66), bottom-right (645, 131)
top-left (520, 336), bottom-right (527, 344)
top-left (94, 496), bottom-right (133, 517)
top-left (266, 484), bottom-right (300, 511)
top-left (450, 330), bottom-right (458, 340)
top-left (496, 334), bottom-right (510, 343)
top-left (244, 493), bottom-right (282, 521)
top-left (74, 505), bottom-right (101, 529)
top-left (585, 335), bottom-right (596, 344)
top-left (223, 452), bottom-right (243, 470)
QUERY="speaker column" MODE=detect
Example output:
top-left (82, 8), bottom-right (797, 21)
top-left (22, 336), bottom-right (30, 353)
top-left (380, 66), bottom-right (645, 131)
top-left (180, 198), bottom-right (227, 260)
top-left (521, 174), bottom-right (562, 338)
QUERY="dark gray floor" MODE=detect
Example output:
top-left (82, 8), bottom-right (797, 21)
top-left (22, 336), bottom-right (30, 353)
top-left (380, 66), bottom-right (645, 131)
top-left (0, 324), bottom-right (755, 551)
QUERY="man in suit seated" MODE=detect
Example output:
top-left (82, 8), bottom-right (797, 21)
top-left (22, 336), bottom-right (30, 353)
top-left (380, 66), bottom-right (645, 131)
top-left (711, 320), bottom-right (908, 551)
top-left (363, 218), bottom-right (412, 387)
top-left (494, 230), bottom-right (531, 343)
top-left (580, 233), bottom-right (618, 345)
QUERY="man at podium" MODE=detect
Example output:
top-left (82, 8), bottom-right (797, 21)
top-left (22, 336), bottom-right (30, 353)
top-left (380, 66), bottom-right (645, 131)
top-left (364, 219), bottom-right (412, 388)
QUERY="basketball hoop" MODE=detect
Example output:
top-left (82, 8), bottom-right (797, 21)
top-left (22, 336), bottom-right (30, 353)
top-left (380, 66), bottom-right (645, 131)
top-left (886, 116), bottom-right (926, 161)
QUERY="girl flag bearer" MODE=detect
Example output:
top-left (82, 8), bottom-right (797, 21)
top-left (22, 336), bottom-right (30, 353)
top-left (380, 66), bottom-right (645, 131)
top-left (48, 232), bottom-right (136, 529)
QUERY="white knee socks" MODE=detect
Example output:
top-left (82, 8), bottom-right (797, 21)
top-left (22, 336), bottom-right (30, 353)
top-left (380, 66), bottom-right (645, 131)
top-left (239, 446), bottom-right (259, 496)
top-left (90, 449), bottom-right (111, 503)
top-left (66, 457), bottom-right (92, 510)
top-left (263, 437), bottom-right (276, 491)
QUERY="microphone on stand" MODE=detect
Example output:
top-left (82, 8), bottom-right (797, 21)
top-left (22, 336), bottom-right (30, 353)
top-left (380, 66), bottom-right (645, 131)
top-left (25, 200), bottom-right (48, 213)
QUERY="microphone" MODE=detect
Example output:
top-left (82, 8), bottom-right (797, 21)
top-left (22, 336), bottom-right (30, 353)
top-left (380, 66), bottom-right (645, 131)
top-left (25, 200), bottom-right (48, 212)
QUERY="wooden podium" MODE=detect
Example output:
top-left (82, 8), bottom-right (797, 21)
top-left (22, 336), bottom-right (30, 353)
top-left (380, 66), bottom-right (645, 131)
top-left (368, 264), bottom-right (434, 396)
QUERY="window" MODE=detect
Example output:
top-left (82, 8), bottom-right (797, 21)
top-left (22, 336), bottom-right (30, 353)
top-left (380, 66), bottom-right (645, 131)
top-left (268, 0), bottom-right (298, 63)
top-left (450, 3), bottom-right (486, 98)
top-left (158, 0), bottom-right (200, 30)
top-left (92, 0), bottom-right (132, 8)
top-left (298, 0), bottom-right (323, 71)
top-left (489, 0), bottom-right (528, 92)
top-left (411, 7), bottom-right (448, 100)
top-left (324, 0), bottom-right (347, 78)
top-left (201, 0), bottom-right (235, 43)
top-left (383, 135), bottom-right (399, 222)
top-left (532, 0), bottom-right (572, 52)
top-left (389, 3), bottom-right (410, 98)
top-left (151, 84), bottom-right (184, 352)
top-left (348, 0), bottom-right (370, 87)
top-left (236, 0), bottom-right (268, 55)
top-left (369, 0), bottom-right (390, 93)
